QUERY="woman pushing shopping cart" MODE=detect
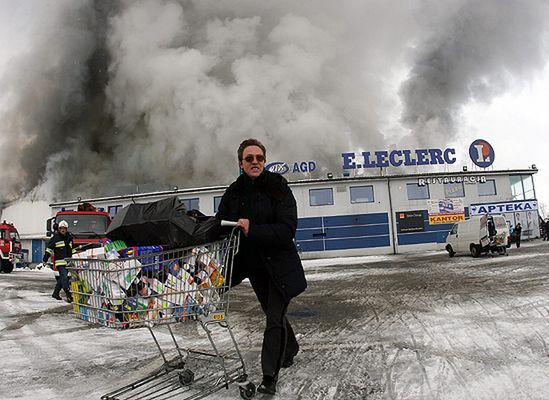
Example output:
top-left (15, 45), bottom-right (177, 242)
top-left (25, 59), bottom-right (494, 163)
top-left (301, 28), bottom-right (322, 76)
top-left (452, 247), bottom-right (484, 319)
top-left (67, 220), bottom-right (257, 400)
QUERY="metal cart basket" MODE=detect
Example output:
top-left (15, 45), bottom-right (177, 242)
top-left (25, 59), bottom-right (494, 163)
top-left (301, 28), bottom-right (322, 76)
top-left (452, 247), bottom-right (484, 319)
top-left (66, 230), bottom-right (256, 400)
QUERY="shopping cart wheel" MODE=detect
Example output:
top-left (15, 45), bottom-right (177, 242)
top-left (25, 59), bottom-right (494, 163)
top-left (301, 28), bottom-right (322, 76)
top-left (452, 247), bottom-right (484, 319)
top-left (239, 382), bottom-right (256, 399)
top-left (178, 369), bottom-right (195, 386)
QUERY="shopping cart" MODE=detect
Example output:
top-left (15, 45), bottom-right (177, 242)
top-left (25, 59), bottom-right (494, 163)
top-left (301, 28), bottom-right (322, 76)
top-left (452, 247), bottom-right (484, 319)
top-left (66, 224), bottom-right (256, 400)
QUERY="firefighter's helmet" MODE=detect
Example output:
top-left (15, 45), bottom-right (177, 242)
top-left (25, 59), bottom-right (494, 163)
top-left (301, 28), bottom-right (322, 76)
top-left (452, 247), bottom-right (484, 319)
top-left (58, 220), bottom-right (69, 229)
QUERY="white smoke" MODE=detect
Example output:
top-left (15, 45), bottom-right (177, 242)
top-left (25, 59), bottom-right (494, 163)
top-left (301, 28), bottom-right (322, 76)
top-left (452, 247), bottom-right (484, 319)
top-left (400, 0), bottom-right (549, 145)
top-left (0, 0), bottom-right (547, 203)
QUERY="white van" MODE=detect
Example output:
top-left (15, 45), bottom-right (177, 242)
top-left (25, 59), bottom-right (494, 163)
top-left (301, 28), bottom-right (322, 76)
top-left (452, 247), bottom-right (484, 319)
top-left (445, 214), bottom-right (509, 257)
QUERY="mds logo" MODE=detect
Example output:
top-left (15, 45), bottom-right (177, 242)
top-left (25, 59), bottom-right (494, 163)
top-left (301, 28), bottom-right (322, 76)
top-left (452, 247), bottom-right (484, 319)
top-left (469, 139), bottom-right (495, 168)
top-left (266, 162), bottom-right (290, 174)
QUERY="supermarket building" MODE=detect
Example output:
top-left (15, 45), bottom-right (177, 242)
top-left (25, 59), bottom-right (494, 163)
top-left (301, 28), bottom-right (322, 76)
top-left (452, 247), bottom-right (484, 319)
top-left (1, 139), bottom-right (542, 262)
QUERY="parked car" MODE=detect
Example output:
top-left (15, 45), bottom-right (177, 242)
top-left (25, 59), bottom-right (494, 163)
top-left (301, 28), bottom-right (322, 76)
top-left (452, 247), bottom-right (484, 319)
top-left (445, 214), bottom-right (509, 258)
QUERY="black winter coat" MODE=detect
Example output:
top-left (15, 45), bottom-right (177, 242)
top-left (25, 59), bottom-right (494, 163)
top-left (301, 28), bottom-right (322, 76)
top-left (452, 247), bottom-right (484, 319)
top-left (216, 170), bottom-right (307, 302)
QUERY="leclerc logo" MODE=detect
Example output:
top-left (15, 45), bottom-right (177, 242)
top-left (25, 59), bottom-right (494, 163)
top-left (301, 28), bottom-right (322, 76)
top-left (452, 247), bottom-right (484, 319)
top-left (266, 162), bottom-right (290, 174)
top-left (469, 139), bottom-right (495, 168)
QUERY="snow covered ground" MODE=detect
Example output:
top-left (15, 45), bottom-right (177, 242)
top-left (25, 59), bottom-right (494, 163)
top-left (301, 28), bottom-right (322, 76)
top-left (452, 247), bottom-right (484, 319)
top-left (2, 241), bottom-right (549, 399)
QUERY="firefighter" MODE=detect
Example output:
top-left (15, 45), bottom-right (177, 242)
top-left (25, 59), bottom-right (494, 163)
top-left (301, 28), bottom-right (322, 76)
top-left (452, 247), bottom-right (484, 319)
top-left (42, 220), bottom-right (74, 302)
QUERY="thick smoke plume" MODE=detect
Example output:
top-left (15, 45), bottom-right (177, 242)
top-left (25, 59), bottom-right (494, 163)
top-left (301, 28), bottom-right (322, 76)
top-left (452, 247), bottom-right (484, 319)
top-left (0, 0), bottom-right (548, 203)
top-left (400, 0), bottom-right (549, 145)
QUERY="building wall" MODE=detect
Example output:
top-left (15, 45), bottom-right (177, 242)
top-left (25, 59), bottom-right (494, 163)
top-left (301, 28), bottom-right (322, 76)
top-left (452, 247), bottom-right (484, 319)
top-left (9, 169), bottom-right (537, 261)
top-left (291, 179), bottom-right (392, 257)
top-left (389, 176), bottom-right (504, 252)
top-left (1, 201), bottom-right (50, 263)
top-left (0, 200), bottom-right (50, 239)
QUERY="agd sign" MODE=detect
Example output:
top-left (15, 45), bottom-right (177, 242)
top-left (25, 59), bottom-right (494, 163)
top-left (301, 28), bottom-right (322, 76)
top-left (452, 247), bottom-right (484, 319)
top-left (266, 161), bottom-right (317, 175)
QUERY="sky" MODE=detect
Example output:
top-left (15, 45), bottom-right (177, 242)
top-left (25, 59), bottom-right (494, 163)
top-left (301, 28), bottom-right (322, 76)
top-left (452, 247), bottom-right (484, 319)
top-left (459, 66), bottom-right (549, 214)
top-left (0, 0), bottom-right (547, 210)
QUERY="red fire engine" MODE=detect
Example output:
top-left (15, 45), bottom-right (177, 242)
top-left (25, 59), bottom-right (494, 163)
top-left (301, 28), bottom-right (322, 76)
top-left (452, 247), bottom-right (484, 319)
top-left (46, 203), bottom-right (112, 251)
top-left (0, 221), bottom-right (22, 273)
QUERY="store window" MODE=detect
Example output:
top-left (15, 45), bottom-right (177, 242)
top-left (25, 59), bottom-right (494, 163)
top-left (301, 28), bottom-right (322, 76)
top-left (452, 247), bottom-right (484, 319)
top-left (179, 197), bottom-right (200, 211)
top-left (406, 183), bottom-right (430, 200)
top-left (522, 175), bottom-right (535, 199)
top-left (478, 179), bottom-right (497, 196)
top-left (510, 175), bottom-right (536, 200)
top-left (309, 188), bottom-right (334, 206)
top-left (350, 185), bottom-right (374, 203)
top-left (444, 182), bottom-right (465, 198)
top-left (213, 196), bottom-right (223, 213)
top-left (107, 205), bottom-right (123, 217)
top-left (510, 175), bottom-right (524, 200)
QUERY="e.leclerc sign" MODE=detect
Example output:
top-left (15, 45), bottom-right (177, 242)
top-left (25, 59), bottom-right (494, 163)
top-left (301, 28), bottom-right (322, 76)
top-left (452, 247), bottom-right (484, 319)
top-left (469, 139), bottom-right (495, 168)
top-left (342, 140), bottom-right (495, 169)
top-left (341, 147), bottom-right (456, 169)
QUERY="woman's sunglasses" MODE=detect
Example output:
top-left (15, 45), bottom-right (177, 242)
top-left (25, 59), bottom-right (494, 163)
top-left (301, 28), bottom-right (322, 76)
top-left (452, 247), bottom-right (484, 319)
top-left (243, 154), bottom-right (265, 163)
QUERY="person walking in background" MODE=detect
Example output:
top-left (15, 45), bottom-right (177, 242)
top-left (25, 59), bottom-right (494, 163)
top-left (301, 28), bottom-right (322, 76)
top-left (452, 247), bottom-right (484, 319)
top-left (544, 219), bottom-right (549, 241)
top-left (513, 222), bottom-right (522, 248)
top-left (216, 138), bottom-right (307, 395)
top-left (42, 220), bottom-right (74, 302)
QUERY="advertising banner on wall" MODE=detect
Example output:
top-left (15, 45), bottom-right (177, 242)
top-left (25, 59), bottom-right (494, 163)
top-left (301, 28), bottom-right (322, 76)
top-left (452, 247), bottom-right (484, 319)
top-left (428, 199), bottom-right (465, 225)
top-left (397, 211), bottom-right (425, 233)
top-left (427, 199), bottom-right (464, 215)
top-left (428, 214), bottom-right (466, 224)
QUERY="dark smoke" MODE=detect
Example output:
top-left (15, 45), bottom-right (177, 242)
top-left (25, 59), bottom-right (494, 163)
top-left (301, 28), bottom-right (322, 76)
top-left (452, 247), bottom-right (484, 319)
top-left (0, 0), bottom-right (548, 204)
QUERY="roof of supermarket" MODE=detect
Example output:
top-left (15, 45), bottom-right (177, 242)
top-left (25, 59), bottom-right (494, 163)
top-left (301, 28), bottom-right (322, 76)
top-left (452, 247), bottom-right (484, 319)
top-left (50, 167), bottom-right (537, 207)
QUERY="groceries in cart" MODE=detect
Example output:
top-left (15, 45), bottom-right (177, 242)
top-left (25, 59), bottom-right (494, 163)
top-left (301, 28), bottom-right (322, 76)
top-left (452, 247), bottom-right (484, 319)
top-left (69, 239), bottom-right (229, 329)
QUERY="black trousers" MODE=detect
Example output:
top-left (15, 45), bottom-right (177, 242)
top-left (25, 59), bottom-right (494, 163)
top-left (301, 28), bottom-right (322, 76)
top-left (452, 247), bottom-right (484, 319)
top-left (53, 265), bottom-right (71, 298)
top-left (248, 266), bottom-right (299, 380)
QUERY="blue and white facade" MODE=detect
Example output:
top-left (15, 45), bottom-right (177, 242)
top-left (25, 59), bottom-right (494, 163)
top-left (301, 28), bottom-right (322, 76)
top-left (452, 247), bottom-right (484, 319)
top-left (2, 139), bottom-right (541, 260)
top-left (46, 168), bottom-right (540, 259)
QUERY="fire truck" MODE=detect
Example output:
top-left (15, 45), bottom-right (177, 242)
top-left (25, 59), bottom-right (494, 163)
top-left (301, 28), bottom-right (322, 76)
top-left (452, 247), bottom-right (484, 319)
top-left (0, 221), bottom-right (22, 273)
top-left (46, 203), bottom-right (112, 251)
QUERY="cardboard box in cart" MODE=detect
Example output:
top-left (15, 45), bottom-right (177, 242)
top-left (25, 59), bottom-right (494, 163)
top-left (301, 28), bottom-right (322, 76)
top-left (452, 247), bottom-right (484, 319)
top-left (119, 246), bottom-right (163, 273)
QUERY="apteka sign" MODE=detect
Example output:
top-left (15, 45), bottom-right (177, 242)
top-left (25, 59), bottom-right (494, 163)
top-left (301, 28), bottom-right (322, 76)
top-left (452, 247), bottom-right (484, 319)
top-left (470, 200), bottom-right (538, 215)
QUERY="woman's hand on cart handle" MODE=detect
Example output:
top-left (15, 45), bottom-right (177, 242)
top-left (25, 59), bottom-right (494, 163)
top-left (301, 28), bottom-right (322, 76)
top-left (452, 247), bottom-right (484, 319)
top-left (220, 219), bottom-right (249, 236)
top-left (236, 219), bottom-right (250, 236)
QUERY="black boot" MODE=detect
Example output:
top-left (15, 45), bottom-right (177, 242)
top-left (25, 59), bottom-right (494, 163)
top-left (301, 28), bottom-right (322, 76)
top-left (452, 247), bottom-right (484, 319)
top-left (52, 292), bottom-right (62, 300)
top-left (257, 375), bottom-right (276, 395)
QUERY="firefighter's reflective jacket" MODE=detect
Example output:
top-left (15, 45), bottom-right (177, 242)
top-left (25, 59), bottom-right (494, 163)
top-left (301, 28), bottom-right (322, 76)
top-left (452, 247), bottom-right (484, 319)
top-left (43, 232), bottom-right (75, 268)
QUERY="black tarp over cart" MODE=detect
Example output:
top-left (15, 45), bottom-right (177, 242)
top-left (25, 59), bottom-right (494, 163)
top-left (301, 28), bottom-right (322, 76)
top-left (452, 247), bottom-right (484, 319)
top-left (106, 197), bottom-right (221, 248)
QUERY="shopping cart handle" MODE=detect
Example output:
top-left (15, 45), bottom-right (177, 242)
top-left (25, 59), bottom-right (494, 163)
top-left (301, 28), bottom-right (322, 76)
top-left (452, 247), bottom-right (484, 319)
top-left (220, 220), bottom-right (238, 227)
